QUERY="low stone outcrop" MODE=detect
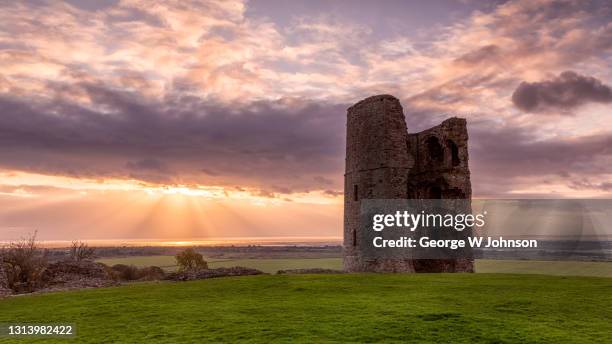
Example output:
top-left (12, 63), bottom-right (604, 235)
top-left (41, 260), bottom-right (118, 291)
top-left (277, 268), bottom-right (344, 275)
top-left (165, 267), bottom-right (265, 281)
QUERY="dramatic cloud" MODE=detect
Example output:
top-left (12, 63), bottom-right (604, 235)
top-left (470, 123), bottom-right (612, 177)
top-left (512, 71), bottom-right (612, 113)
top-left (469, 121), bottom-right (612, 197)
top-left (1, 0), bottom-right (611, 198)
top-left (1, 0), bottom-right (612, 242)
top-left (0, 84), bottom-right (347, 193)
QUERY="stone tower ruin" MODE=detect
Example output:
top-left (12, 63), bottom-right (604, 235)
top-left (343, 94), bottom-right (473, 273)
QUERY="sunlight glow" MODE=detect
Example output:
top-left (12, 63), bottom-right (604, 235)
top-left (0, 170), bottom-right (341, 205)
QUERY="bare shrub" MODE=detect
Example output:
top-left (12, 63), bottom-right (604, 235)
top-left (103, 265), bottom-right (121, 281)
top-left (175, 248), bottom-right (208, 272)
top-left (110, 264), bottom-right (140, 281)
top-left (0, 261), bottom-right (9, 294)
top-left (0, 232), bottom-right (48, 293)
top-left (108, 264), bottom-right (165, 281)
top-left (138, 266), bottom-right (165, 281)
top-left (69, 240), bottom-right (95, 261)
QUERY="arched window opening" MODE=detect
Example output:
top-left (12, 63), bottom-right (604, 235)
top-left (447, 140), bottom-right (460, 166)
top-left (426, 136), bottom-right (443, 163)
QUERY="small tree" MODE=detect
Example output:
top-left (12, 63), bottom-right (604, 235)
top-left (1, 232), bottom-right (48, 293)
top-left (175, 248), bottom-right (208, 271)
top-left (69, 240), bottom-right (95, 261)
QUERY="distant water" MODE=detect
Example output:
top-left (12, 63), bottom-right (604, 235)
top-left (0, 236), bottom-right (343, 248)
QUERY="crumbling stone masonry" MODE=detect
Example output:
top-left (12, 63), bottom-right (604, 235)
top-left (343, 94), bottom-right (473, 273)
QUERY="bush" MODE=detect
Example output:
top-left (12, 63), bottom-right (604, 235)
top-left (0, 232), bottom-right (48, 293)
top-left (111, 264), bottom-right (140, 281)
top-left (0, 263), bottom-right (9, 293)
top-left (111, 264), bottom-right (138, 281)
top-left (69, 240), bottom-right (95, 261)
top-left (108, 264), bottom-right (165, 281)
top-left (138, 266), bottom-right (165, 281)
top-left (175, 248), bottom-right (208, 272)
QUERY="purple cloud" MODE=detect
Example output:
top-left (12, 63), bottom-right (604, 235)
top-left (512, 71), bottom-right (612, 113)
top-left (0, 83), bottom-right (347, 193)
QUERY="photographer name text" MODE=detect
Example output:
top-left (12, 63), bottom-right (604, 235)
top-left (373, 236), bottom-right (538, 249)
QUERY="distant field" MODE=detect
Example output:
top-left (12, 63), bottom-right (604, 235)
top-left (97, 256), bottom-right (612, 277)
top-left (1, 274), bottom-right (610, 343)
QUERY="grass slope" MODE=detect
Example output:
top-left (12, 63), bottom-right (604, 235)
top-left (1, 274), bottom-right (610, 343)
top-left (97, 256), bottom-right (612, 277)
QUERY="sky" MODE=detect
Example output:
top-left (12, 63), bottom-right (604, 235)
top-left (1, 0), bottom-right (612, 241)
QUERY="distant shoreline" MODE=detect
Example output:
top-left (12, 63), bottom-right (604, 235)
top-left (0, 236), bottom-right (343, 248)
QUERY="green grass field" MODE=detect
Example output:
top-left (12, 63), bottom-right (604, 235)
top-left (97, 256), bottom-right (612, 277)
top-left (0, 274), bottom-right (610, 343)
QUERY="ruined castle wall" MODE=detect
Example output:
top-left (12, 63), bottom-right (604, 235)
top-left (344, 95), bottom-right (474, 273)
top-left (407, 118), bottom-right (473, 273)
top-left (344, 95), bottom-right (415, 272)
top-left (406, 117), bottom-right (471, 200)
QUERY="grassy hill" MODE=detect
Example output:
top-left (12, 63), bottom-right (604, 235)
top-left (0, 274), bottom-right (610, 343)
